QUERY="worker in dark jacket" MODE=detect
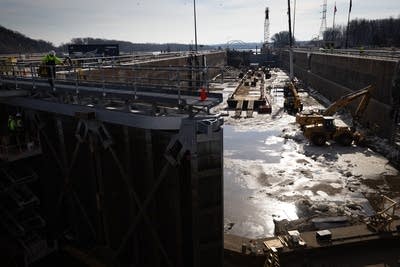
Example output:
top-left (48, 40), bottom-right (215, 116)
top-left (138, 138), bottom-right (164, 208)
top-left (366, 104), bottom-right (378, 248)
top-left (15, 113), bottom-right (25, 150)
top-left (42, 50), bottom-right (62, 89)
top-left (7, 115), bottom-right (16, 145)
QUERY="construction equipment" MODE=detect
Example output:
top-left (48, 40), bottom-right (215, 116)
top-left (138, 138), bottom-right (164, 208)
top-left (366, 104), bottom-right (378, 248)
top-left (296, 85), bottom-right (374, 129)
top-left (0, 113), bottom-right (42, 162)
top-left (303, 116), bottom-right (363, 146)
top-left (366, 195), bottom-right (398, 232)
top-left (0, 57), bottom-right (17, 75)
top-left (283, 81), bottom-right (303, 115)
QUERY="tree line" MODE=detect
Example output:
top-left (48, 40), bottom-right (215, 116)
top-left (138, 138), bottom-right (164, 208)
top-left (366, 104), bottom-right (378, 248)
top-left (58, 38), bottom-right (214, 53)
top-left (0, 25), bottom-right (55, 54)
top-left (0, 25), bottom-right (215, 55)
top-left (271, 17), bottom-right (400, 48)
top-left (323, 17), bottom-right (400, 48)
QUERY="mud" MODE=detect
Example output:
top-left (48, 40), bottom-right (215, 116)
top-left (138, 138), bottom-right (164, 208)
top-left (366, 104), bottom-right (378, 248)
top-left (211, 69), bottom-right (399, 239)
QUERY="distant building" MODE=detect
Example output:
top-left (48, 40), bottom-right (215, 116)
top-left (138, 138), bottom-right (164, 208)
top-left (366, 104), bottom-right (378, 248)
top-left (68, 44), bottom-right (119, 58)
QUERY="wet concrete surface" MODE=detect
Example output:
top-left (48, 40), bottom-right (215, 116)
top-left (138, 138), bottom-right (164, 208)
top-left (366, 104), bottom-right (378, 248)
top-left (212, 69), bottom-right (399, 239)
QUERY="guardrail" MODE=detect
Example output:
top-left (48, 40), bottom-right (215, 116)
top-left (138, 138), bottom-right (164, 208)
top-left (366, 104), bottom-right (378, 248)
top-left (0, 61), bottom-right (225, 89)
top-left (0, 60), bottom-right (226, 110)
top-left (292, 48), bottom-right (400, 60)
top-left (0, 50), bottom-right (223, 65)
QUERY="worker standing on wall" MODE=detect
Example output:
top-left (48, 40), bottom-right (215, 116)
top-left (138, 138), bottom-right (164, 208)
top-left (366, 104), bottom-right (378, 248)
top-left (42, 50), bottom-right (62, 89)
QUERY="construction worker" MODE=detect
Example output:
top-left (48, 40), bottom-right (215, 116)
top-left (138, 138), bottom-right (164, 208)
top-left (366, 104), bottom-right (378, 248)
top-left (7, 115), bottom-right (16, 146)
top-left (8, 115), bottom-right (16, 133)
top-left (15, 113), bottom-right (23, 132)
top-left (15, 113), bottom-right (25, 150)
top-left (42, 50), bottom-right (62, 89)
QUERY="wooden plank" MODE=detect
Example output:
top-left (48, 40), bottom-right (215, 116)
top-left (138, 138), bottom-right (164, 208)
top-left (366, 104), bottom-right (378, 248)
top-left (246, 100), bottom-right (254, 118)
top-left (235, 110), bottom-right (242, 118)
top-left (247, 100), bottom-right (254, 110)
top-left (235, 100), bottom-right (243, 118)
top-left (236, 100), bottom-right (243, 110)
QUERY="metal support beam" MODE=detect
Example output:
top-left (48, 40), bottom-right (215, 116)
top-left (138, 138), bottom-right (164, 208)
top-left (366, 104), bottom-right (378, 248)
top-left (56, 117), bottom-right (68, 171)
top-left (1, 77), bottom-right (222, 108)
top-left (0, 97), bottom-right (190, 130)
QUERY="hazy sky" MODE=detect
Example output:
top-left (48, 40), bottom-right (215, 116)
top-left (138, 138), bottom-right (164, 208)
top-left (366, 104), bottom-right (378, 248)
top-left (1, 0), bottom-right (399, 45)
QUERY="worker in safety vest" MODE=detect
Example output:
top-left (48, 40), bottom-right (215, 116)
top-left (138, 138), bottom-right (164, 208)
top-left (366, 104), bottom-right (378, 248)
top-left (42, 50), bottom-right (62, 89)
top-left (8, 115), bottom-right (16, 133)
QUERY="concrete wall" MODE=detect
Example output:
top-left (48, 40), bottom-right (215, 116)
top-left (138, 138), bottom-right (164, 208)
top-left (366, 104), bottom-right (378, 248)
top-left (279, 50), bottom-right (400, 139)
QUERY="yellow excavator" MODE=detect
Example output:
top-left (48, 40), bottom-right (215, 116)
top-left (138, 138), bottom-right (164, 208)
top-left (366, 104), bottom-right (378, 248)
top-left (303, 117), bottom-right (364, 146)
top-left (284, 81), bottom-right (303, 115)
top-left (296, 85), bottom-right (374, 129)
top-left (301, 85), bottom-right (374, 146)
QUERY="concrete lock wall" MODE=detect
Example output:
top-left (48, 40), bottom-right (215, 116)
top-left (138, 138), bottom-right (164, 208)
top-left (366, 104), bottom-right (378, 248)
top-left (279, 50), bottom-right (399, 139)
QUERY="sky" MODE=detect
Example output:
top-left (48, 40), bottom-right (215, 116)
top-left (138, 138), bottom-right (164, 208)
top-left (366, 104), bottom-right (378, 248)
top-left (0, 0), bottom-right (399, 45)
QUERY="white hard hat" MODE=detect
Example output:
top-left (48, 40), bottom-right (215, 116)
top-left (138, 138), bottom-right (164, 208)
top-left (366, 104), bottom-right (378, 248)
top-left (49, 50), bottom-right (56, 56)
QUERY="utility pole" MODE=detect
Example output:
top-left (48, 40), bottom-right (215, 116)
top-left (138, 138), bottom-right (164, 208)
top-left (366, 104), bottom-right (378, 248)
top-left (288, 0), bottom-right (293, 80)
top-left (193, 0), bottom-right (198, 53)
top-left (345, 0), bottom-right (352, 49)
top-left (264, 7), bottom-right (270, 45)
top-left (293, 0), bottom-right (296, 43)
top-left (288, 0), bottom-right (293, 48)
top-left (333, 2), bottom-right (337, 29)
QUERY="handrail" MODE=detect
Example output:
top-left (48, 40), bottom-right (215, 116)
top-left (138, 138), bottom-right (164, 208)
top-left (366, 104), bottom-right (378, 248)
top-left (0, 62), bottom-right (221, 89)
top-left (0, 61), bottom-right (225, 109)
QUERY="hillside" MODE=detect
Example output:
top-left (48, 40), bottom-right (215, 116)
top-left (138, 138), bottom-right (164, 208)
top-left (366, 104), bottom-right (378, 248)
top-left (1, 25), bottom-right (267, 54)
top-left (0, 25), bottom-right (217, 54)
top-left (59, 38), bottom-right (215, 53)
top-left (0, 25), bottom-right (55, 54)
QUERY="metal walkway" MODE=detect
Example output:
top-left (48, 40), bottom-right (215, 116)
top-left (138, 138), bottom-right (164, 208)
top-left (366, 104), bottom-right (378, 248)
top-left (0, 61), bottom-right (224, 130)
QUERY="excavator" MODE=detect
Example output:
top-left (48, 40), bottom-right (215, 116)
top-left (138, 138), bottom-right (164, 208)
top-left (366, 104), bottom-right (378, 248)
top-left (296, 85), bottom-right (374, 129)
top-left (302, 85), bottom-right (374, 146)
top-left (283, 81), bottom-right (303, 115)
top-left (303, 117), bottom-right (363, 146)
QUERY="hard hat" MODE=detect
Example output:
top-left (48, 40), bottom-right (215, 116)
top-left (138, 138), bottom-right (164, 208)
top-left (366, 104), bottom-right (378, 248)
top-left (49, 50), bottom-right (56, 56)
top-left (16, 113), bottom-right (21, 117)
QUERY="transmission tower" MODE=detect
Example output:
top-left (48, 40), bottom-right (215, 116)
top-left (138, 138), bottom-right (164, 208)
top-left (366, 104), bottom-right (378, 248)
top-left (318, 0), bottom-right (327, 40)
top-left (264, 7), bottom-right (270, 44)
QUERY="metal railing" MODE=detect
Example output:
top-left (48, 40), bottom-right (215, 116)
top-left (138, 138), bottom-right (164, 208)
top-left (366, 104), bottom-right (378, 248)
top-left (293, 47), bottom-right (400, 60)
top-left (0, 60), bottom-right (226, 111)
top-left (0, 50), bottom-right (223, 65)
top-left (0, 134), bottom-right (42, 162)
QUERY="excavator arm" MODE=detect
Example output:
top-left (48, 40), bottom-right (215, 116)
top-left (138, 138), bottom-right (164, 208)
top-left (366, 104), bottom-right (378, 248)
top-left (353, 92), bottom-right (372, 121)
top-left (323, 85), bottom-right (374, 116)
